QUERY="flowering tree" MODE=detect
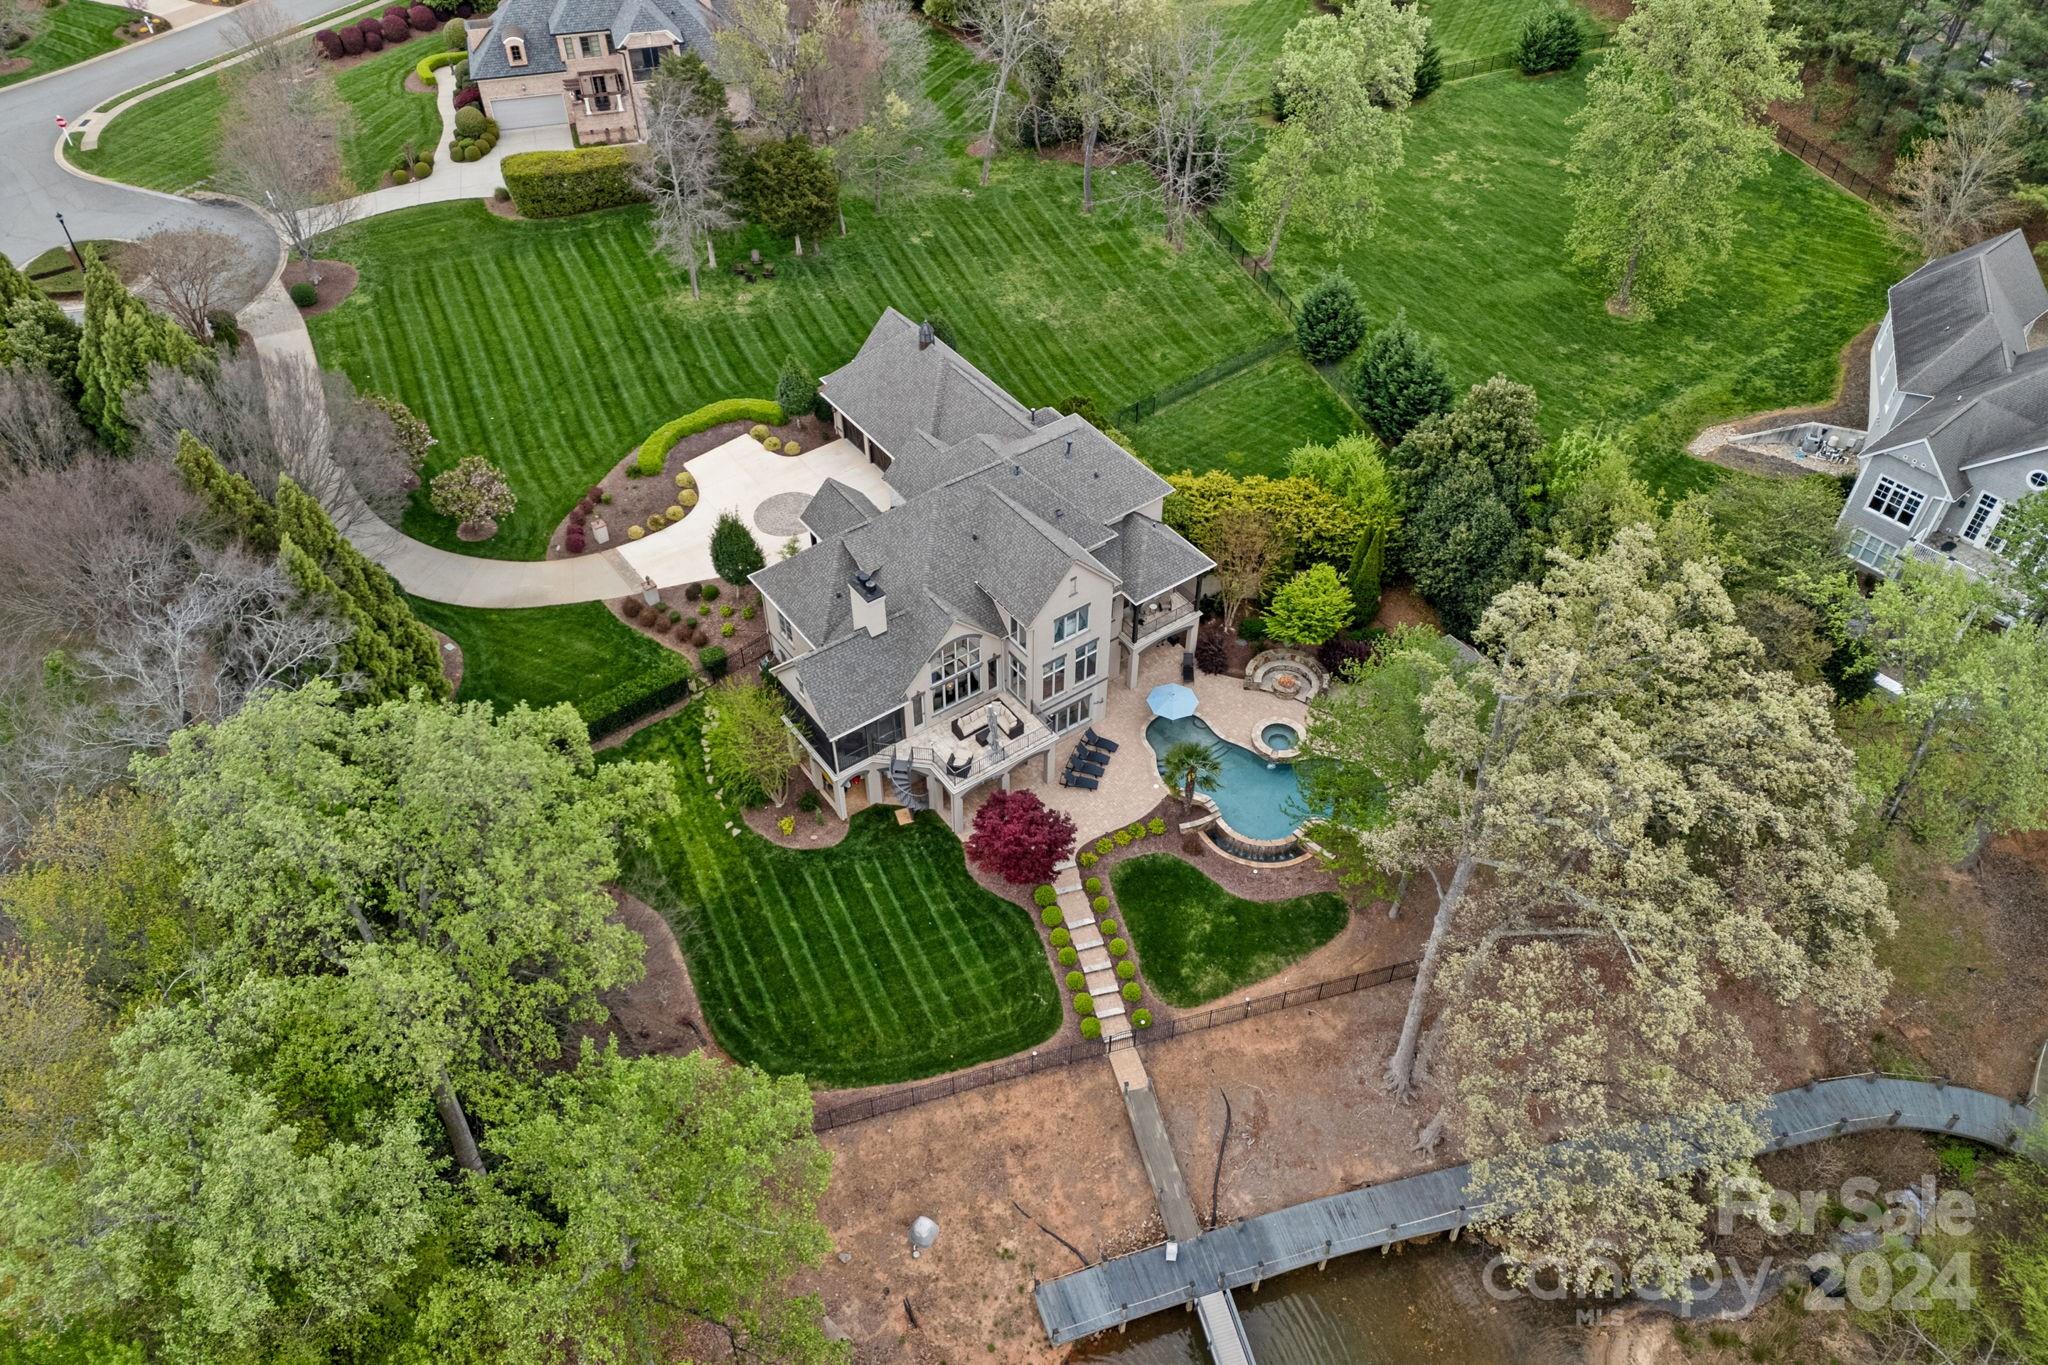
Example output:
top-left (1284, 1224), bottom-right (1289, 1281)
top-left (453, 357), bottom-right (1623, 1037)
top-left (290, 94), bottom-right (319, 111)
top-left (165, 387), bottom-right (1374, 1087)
top-left (429, 455), bottom-right (516, 537)
top-left (965, 789), bottom-right (1076, 884)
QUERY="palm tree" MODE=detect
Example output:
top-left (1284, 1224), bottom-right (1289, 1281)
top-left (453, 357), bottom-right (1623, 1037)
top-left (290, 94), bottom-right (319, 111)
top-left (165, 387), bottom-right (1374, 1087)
top-left (1159, 740), bottom-right (1224, 814)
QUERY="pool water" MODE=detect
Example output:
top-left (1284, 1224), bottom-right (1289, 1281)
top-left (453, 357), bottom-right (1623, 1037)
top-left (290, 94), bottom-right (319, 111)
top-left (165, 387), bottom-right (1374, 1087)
top-left (1145, 715), bottom-right (1315, 841)
top-left (1262, 723), bottom-right (1301, 752)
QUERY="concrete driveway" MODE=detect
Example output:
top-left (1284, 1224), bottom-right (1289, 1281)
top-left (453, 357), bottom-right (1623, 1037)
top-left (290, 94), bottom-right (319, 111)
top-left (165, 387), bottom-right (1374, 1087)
top-left (0, 0), bottom-right (340, 267)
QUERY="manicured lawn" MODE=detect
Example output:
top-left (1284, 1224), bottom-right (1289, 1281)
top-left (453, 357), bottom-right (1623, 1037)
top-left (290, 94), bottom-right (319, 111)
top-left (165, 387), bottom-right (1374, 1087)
top-left (18, 240), bottom-right (123, 294)
top-left (69, 41), bottom-right (438, 194)
top-left (0, 0), bottom-right (131, 88)
top-left (310, 171), bottom-right (1287, 560)
top-left (335, 41), bottom-right (443, 192)
top-left (607, 709), bottom-right (1061, 1085)
top-left (409, 598), bottom-right (675, 715)
top-left (1217, 68), bottom-right (1904, 494)
top-left (1419, 0), bottom-right (1601, 64)
top-left (1196, 0), bottom-right (1319, 81)
top-left (1110, 854), bottom-right (1349, 1008)
top-left (1130, 349), bottom-right (1356, 477)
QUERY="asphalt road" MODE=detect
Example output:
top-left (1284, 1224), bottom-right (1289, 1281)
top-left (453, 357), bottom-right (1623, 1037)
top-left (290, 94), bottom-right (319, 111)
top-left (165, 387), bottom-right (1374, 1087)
top-left (0, 0), bottom-right (338, 268)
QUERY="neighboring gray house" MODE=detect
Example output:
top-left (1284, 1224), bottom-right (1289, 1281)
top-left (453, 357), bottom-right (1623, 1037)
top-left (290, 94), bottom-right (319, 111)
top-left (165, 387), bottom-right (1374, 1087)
top-left (467, 0), bottom-right (723, 142)
top-left (1839, 230), bottom-right (2048, 580)
top-left (751, 310), bottom-right (1214, 829)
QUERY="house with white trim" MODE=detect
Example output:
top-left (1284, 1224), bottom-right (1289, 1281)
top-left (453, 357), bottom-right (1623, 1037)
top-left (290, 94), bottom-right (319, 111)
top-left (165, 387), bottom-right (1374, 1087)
top-left (750, 311), bottom-right (1214, 830)
top-left (1838, 230), bottom-right (2048, 580)
top-left (467, 0), bottom-right (728, 143)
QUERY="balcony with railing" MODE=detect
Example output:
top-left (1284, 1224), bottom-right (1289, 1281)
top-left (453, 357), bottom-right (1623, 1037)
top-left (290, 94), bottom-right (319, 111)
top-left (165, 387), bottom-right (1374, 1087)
top-left (1121, 590), bottom-right (1198, 647)
top-left (893, 694), bottom-right (1057, 796)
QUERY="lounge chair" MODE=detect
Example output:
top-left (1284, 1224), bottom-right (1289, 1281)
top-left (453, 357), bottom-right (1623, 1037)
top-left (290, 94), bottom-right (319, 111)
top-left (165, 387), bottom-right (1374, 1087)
top-left (1083, 728), bottom-right (1119, 753)
top-left (1061, 772), bottom-right (1099, 790)
top-left (1067, 755), bottom-right (1106, 778)
top-left (1003, 714), bottom-right (1025, 739)
top-left (945, 753), bottom-right (974, 778)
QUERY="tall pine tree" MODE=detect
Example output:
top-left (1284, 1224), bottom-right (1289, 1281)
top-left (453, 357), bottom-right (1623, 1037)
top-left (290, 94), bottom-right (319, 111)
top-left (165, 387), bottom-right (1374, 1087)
top-left (274, 476), bottom-right (444, 701)
top-left (76, 254), bottom-right (201, 451)
top-left (174, 432), bottom-right (280, 552)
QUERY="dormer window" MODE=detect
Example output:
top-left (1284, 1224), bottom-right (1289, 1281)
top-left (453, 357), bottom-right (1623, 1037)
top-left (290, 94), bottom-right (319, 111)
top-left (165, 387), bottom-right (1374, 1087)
top-left (505, 37), bottom-right (526, 65)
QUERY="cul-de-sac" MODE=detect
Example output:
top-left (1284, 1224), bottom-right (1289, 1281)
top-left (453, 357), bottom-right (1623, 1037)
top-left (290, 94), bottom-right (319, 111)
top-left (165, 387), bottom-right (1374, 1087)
top-left (3, 0), bottom-right (2047, 1358)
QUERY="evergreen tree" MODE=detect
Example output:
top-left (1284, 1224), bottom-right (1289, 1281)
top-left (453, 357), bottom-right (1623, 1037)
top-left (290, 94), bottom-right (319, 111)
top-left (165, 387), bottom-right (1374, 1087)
top-left (1413, 35), bottom-right (1443, 99)
top-left (1404, 457), bottom-right (1525, 636)
top-left (174, 432), bottom-right (280, 552)
top-left (75, 254), bottom-right (201, 452)
top-left (1348, 313), bottom-right (1455, 444)
top-left (1348, 519), bottom-right (1386, 626)
top-left (0, 254), bottom-right (83, 397)
top-left (275, 477), bottom-right (444, 701)
top-left (1295, 275), bottom-right (1368, 364)
top-left (710, 510), bottom-right (767, 586)
top-left (774, 354), bottom-right (819, 417)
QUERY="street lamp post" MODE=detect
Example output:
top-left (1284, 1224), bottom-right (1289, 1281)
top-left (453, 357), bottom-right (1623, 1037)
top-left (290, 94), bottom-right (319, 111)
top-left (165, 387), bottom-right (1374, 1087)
top-left (54, 212), bottom-right (83, 274)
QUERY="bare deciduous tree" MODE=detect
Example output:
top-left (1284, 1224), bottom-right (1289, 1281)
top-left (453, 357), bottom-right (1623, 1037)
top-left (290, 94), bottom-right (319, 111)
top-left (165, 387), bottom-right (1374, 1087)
top-left (124, 225), bottom-right (256, 342)
top-left (962, 0), bottom-right (1042, 186)
top-left (1205, 504), bottom-right (1280, 629)
top-left (127, 354), bottom-right (420, 523)
top-left (213, 65), bottom-right (355, 282)
top-left (1109, 15), bottom-right (1249, 247)
top-left (1888, 89), bottom-right (2031, 258)
top-left (0, 367), bottom-right (99, 474)
top-left (632, 78), bottom-right (737, 299)
top-left (0, 0), bottom-right (42, 50)
top-left (712, 0), bottom-right (824, 139)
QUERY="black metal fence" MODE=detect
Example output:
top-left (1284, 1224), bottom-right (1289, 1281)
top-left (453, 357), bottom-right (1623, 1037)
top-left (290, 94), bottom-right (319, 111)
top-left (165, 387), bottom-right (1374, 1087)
top-left (811, 957), bottom-right (1419, 1131)
top-left (1773, 126), bottom-right (1892, 204)
top-left (1112, 333), bottom-right (1295, 428)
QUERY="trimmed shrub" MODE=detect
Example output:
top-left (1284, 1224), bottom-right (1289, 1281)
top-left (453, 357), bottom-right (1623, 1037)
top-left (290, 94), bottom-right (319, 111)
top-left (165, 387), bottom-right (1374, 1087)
top-left (1058, 946), bottom-right (1077, 967)
top-left (455, 106), bottom-right (485, 138)
top-left (1091, 895), bottom-right (1108, 914)
top-left (774, 354), bottom-right (818, 416)
top-left (1040, 906), bottom-right (1063, 928)
top-left (379, 14), bottom-right (409, 42)
top-left (1121, 982), bottom-right (1142, 1002)
top-left (741, 604), bottom-right (755, 620)
top-left (416, 49), bottom-right (461, 81)
top-left (1083, 876), bottom-right (1101, 895)
top-left (1049, 927), bottom-right (1071, 948)
top-left (288, 281), bottom-right (318, 307)
top-left (1195, 633), bottom-right (1229, 674)
top-left (453, 83), bottom-right (480, 110)
top-left (1108, 937), bottom-right (1128, 957)
top-left (719, 622), bottom-right (734, 638)
top-left (621, 598), bottom-right (644, 619)
top-left (1113, 829), bottom-right (1132, 848)
top-left (701, 584), bottom-right (720, 601)
top-left (1080, 1016), bottom-right (1101, 1040)
top-left (797, 789), bottom-right (821, 813)
top-left (361, 26), bottom-right (384, 50)
top-left (1238, 616), bottom-right (1268, 644)
top-left (412, 160), bottom-right (431, 178)
top-left (1100, 919), bottom-right (1117, 935)
top-left (408, 3), bottom-right (436, 27)
top-left (1095, 837), bottom-right (1114, 856)
top-left (698, 645), bottom-right (728, 680)
top-left (718, 604), bottom-right (733, 619)
top-left (1127, 823), bottom-right (1146, 841)
top-left (683, 582), bottom-right (701, 600)
top-left (1296, 275), bottom-right (1367, 364)
top-left (697, 604), bottom-right (711, 617)
top-left (1515, 6), bottom-right (1583, 75)
top-left (443, 15), bottom-right (466, 46)
top-left (314, 28), bottom-right (344, 57)
top-left (675, 471), bottom-right (696, 489)
top-left (783, 442), bottom-right (800, 456)
top-left (668, 505), bottom-right (687, 522)
top-left (502, 145), bottom-right (646, 218)
top-left (647, 513), bottom-right (666, 531)
top-left (576, 651), bottom-right (695, 741)
top-left (1133, 1008), bottom-right (1152, 1028)
top-left (762, 436), bottom-right (782, 454)
top-left (635, 399), bottom-right (785, 475)
top-left (493, 185), bottom-right (509, 203)
top-left (1116, 959), bottom-right (1135, 981)
top-left (339, 25), bottom-right (364, 53)
top-left (627, 524), bottom-right (645, 540)
top-left (1077, 850), bottom-right (1098, 868)
top-left (392, 169), bottom-right (412, 185)
top-left (1073, 993), bottom-right (1094, 1016)
top-left (749, 423), bottom-right (768, 439)
top-left (1065, 970), bottom-right (1086, 991)
top-left (1147, 818), bottom-right (1167, 837)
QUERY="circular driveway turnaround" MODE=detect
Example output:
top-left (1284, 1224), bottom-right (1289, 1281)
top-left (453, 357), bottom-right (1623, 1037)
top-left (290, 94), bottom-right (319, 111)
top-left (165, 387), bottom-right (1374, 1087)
top-left (753, 491), bottom-right (813, 537)
top-left (0, 0), bottom-right (339, 266)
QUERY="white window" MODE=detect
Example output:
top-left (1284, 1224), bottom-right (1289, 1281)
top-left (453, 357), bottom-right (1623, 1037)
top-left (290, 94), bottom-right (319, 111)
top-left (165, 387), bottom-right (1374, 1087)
top-left (1964, 492), bottom-right (2003, 545)
top-left (1008, 654), bottom-right (1027, 699)
top-left (1046, 696), bottom-right (1092, 734)
top-left (1040, 654), bottom-right (1066, 701)
top-left (1008, 616), bottom-right (1027, 647)
top-left (1867, 476), bottom-right (1924, 527)
top-left (928, 636), bottom-right (982, 712)
top-left (1846, 527), bottom-right (1899, 574)
top-left (1053, 604), bottom-right (1090, 643)
top-left (1072, 639), bottom-right (1098, 685)
top-left (506, 38), bottom-right (526, 63)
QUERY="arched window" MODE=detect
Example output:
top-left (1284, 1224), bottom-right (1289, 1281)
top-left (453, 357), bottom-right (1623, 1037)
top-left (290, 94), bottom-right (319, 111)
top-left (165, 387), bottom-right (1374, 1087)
top-left (928, 636), bottom-right (982, 713)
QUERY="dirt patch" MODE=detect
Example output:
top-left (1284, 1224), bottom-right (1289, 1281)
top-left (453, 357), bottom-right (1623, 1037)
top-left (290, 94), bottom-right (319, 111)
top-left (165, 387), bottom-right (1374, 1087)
top-left (431, 628), bottom-right (464, 695)
top-left (1580, 0), bottom-right (1633, 23)
top-left (453, 518), bottom-right (499, 542)
top-left (577, 890), bottom-right (725, 1062)
top-left (402, 70), bottom-right (433, 94)
top-left (484, 194), bottom-right (523, 220)
top-left (1370, 583), bottom-right (1441, 632)
top-left (280, 259), bottom-right (358, 318)
top-left (0, 56), bottom-right (27, 78)
top-left (795, 1062), bottom-right (1160, 1363)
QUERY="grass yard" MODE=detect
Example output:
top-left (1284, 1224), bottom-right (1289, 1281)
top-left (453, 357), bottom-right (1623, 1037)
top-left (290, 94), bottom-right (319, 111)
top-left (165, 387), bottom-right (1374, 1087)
top-left (310, 165), bottom-right (1288, 559)
top-left (18, 240), bottom-right (123, 294)
top-left (1110, 854), bottom-right (1349, 1007)
top-left (409, 598), bottom-right (675, 715)
top-left (1130, 349), bottom-right (1356, 477)
top-left (69, 41), bottom-right (437, 194)
top-left (1194, 0), bottom-right (1319, 83)
top-left (1418, 0), bottom-right (1602, 64)
top-left (335, 42), bottom-right (443, 192)
top-left (607, 709), bottom-right (1061, 1085)
top-left (1218, 68), bottom-right (1904, 494)
top-left (0, 0), bottom-right (131, 88)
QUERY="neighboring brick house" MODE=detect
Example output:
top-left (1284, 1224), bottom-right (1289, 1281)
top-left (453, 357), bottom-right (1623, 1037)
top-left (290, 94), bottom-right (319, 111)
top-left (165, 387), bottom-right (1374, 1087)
top-left (1838, 230), bottom-right (2048, 582)
top-left (751, 311), bottom-right (1214, 830)
top-left (467, 0), bottom-right (724, 143)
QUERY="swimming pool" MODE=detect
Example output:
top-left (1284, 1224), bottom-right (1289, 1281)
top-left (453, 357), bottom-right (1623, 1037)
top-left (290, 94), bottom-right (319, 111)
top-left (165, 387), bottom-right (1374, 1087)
top-left (1145, 714), bottom-right (1316, 842)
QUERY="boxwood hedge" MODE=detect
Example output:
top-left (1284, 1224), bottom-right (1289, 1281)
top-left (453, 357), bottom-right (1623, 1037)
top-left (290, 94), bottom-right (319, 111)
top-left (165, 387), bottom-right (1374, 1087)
top-left (634, 399), bottom-right (785, 475)
top-left (502, 146), bottom-right (646, 219)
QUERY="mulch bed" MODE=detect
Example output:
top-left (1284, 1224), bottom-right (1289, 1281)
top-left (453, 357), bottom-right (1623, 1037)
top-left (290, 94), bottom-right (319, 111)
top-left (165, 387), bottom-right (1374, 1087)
top-left (739, 769), bottom-right (850, 849)
top-left (577, 890), bottom-right (727, 1062)
top-left (402, 70), bottom-right (433, 94)
top-left (431, 628), bottom-right (464, 695)
top-left (483, 195), bottom-right (523, 220)
top-left (0, 57), bottom-right (29, 79)
top-left (280, 259), bottom-right (359, 318)
top-left (611, 580), bottom-right (770, 676)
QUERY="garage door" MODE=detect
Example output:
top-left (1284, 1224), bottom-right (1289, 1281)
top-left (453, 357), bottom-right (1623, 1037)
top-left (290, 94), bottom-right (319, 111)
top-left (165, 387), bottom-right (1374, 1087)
top-left (490, 95), bottom-right (568, 130)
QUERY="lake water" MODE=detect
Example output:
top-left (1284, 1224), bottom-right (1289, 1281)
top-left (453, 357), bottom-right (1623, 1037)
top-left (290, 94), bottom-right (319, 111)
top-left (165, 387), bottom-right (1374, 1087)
top-left (1069, 1238), bottom-right (1583, 1365)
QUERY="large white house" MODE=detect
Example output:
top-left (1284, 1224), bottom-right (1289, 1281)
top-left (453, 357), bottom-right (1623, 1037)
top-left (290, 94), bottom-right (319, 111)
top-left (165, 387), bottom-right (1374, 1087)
top-left (750, 311), bottom-right (1214, 830)
top-left (1838, 230), bottom-right (2048, 580)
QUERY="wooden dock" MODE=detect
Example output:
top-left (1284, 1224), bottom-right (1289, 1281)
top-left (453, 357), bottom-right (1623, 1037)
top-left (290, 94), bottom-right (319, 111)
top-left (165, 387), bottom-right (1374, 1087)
top-left (1035, 1075), bottom-right (2039, 1345)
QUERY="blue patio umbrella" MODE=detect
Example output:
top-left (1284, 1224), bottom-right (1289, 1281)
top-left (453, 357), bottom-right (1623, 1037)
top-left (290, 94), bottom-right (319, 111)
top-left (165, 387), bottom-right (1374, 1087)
top-left (1147, 684), bottom-right (1198, 720)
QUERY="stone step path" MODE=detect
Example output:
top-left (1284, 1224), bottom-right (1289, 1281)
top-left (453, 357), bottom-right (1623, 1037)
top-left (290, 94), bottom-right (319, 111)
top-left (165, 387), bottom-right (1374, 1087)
top-left (1055, 884), bottom-right (1132, 1041)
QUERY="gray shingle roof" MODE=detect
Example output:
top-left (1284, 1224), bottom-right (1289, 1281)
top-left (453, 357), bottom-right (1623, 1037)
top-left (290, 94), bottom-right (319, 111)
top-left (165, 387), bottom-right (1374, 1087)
top-left (471, 0), bottom-right (713, 80)
top-left (799, 478), bottom-right (878, 543)
top-left (819, 308), bottom-right (1036, 461)
top-left (1098, 511), bottom-right (1215, 603)
top-left (1867, 348), bottom-right (2048, 490)
top-left (1888, 230), bottom-right (2048, 397)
